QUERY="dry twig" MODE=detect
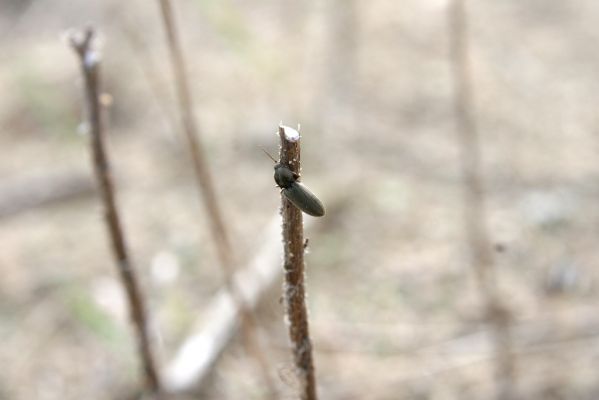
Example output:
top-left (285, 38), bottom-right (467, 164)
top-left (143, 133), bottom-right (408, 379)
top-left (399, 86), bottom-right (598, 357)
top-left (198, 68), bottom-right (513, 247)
top-left (69, 28), bottom-right (162, 395)
top-left (448, 2), bottom-right (517, 399)
top-left (278, 125), bottom-right (318, 400)
top-left (163, 215), bottom-right (317, 391)
top-left (156, 0), bottom-right (276, 395)
top-left (157, 0), bottom-right (230, 258)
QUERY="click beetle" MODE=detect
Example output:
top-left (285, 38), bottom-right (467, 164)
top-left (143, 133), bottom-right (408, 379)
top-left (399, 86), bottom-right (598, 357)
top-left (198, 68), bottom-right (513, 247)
top-left (262, 148), bottom-right (325, 217)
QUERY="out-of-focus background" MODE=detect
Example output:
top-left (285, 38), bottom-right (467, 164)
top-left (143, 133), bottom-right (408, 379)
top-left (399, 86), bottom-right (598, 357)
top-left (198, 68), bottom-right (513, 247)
top-left (2, 0), bottom-right (599, 399)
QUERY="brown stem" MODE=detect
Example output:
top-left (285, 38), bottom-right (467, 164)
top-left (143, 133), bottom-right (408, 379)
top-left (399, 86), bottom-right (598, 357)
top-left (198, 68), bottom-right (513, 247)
top-left (69, 28), bottom-right (162, 395)
top-left (278, 125), bottom-right (318, 400)
top-left (157, 0), bottom-right (230, 260)
top-left (156, 1), bottom-right (277, 395)
top-left (448, 2), bottom-right (517, 400)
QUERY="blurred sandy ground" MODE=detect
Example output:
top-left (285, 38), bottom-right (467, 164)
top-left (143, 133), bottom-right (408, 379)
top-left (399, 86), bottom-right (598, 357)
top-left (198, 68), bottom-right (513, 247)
top-left (1, 0), bottom-right (599, 399)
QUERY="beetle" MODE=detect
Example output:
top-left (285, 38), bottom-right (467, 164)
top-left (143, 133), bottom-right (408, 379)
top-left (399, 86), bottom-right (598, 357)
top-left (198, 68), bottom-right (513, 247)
top-left (262, 148), bottom-right (325, 217)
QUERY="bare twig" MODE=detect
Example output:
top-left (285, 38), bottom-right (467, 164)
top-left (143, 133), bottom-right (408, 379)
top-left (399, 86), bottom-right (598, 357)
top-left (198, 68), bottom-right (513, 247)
top-left (157, 0), bottom-right (230, 258)
top-left (164, 190), bottom-right (354, 392)
top-left (69, 28), bottom-right (162, 395)
top-left (278, 125), bottom-right (318, 400)
top-left (164, 215), bottom-right (317, 391)
top-left (448, 2), bottom-right (516, 399)
top-left (156, 0), bottom-right (276, 395)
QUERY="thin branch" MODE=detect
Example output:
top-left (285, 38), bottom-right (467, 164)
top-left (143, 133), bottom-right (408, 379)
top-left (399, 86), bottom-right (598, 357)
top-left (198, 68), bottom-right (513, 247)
top-left (157, 0), bottom-right (230, 257)
top-left (156, 1), bottom-right (277, 395)
top-left (163, 190), bottom-right (355, 392)
top-left (448, 2), bottom-right (517, 400)
top-left (278, 125), bottom-right (318, 400)
top-left (163, 215), bottom-right (316, 392)
top-left (68, 28), bottom-right (162, 396)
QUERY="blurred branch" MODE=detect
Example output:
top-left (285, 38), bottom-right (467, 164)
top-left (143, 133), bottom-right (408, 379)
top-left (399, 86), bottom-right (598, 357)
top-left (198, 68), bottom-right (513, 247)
top-left (163, 215), bottom-right (315, 392)
top-left (0, 170), bottom-right (94, 219)
top-left (157, 0), bottom-right (229, 255)
top-left (314, 0), bottom-right (358, 139)
top-left (156, 1), bottom-right (277, 395)
top-left (68, 28), bottom-right (162, 396)
top-left (448, 2), bottom-right (517, 400)
top-left (116, 17), bottom-right (179, 140)
top-left (165, 189), bottom-right (349, 392)
top-left (324, 0), bottom-right (358, 108)
top-left (278, 125), bottom-right (318, 400)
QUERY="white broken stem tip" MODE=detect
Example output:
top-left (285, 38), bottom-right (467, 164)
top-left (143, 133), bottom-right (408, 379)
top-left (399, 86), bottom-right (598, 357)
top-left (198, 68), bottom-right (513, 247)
top-left (280, 125), bottom-right (300, 142)
top-left (84, 50), bottom-right (101, 69)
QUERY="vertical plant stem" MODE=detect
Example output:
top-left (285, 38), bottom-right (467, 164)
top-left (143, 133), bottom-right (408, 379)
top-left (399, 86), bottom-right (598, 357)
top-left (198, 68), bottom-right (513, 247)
top-left (69, 28), bottom-right (162, 395)
top-left (448, 2), bottom-right (516, 399)
top-left (278, 125), bottom-right (318, 400)
top-left (157, 0), bottom-right (230, 260)
top-left (156, 1), bottom-right (277, 395)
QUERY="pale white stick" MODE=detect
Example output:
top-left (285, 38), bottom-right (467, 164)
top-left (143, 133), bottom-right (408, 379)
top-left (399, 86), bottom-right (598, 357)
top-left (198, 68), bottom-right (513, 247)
top-left (164, 215), bottom-right (315, 391)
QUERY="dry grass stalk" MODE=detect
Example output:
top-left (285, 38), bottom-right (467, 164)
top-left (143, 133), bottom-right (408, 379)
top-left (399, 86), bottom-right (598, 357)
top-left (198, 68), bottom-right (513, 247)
top-left (278, 125), bottom-right (318, 400)
top-left (157, 0), bottom-right (228, 254)
top-left (448, 1), bottom-right (517, 399)
top-left (156, 1), bottom-right (277, 395)
top-left (68, 28), bottom-right (162, 395)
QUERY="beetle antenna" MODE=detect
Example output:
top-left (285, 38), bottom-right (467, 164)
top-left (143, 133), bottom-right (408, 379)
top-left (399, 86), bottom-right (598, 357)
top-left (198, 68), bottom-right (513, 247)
top-left (259, 146), bottom-right (278, 163)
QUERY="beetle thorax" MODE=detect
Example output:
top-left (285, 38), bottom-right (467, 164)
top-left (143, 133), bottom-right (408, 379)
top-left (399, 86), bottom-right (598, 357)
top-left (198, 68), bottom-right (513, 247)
top-left (274, 163), bottom-right (297, 188)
